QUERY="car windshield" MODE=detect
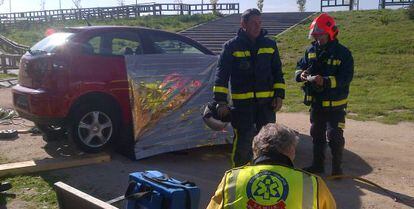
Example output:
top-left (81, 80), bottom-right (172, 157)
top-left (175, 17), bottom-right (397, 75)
top-left (30, 32), bottom-right (74, 54)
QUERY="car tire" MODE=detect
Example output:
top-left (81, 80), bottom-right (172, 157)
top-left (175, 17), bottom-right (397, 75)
top-left (68, 103), bottom-right (120, 153)
top-left (35, 123), bottom-right (66, 142)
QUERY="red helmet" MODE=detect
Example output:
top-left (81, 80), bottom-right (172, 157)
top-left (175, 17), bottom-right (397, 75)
top-left (309, 13), bottom-right (338, 41)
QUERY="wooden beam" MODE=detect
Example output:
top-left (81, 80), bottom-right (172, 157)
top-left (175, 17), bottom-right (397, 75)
top-left (54, 181), bottom-right (118, 209)
top-left (0, 153), bottom-right (111, 177)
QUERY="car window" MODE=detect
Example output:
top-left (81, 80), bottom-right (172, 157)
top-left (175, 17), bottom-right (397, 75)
top-left (84, 31), bottom-right (142, 56)
top-left (148, 33), bottom-right (203, 55)
top-left (31, 32), bottom-right (74, 54)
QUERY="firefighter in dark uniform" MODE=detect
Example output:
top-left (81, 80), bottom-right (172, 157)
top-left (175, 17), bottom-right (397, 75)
top-left (213, 8), bottom-right (285, 167)
top-left (295, 13), bottom-right (354, 175)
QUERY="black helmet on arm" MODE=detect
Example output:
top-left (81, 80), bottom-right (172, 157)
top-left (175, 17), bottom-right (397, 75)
top-left (202, 102), bottom-right (231, 131)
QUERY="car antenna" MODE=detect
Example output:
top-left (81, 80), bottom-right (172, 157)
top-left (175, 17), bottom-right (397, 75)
top-left (71, 0), bottom-right (92, 26)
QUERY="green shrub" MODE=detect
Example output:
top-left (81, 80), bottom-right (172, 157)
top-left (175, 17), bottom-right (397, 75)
top-left (408, 3), bottom-right (414, 20)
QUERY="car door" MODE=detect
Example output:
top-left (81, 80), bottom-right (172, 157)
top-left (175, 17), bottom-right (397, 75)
top-left (70, 29), bottom-right (143, 123)
top-left (125, 30), bottom-right (229, 159)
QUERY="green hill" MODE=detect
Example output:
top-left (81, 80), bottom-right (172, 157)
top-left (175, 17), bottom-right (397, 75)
top-left (1, 14), bottom-right (218, 46)
top-left (277, 9), bottom-right (414, 124)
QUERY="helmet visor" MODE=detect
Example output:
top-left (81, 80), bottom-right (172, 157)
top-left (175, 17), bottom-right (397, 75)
top-left (308, 24), bottom-right (327, 39)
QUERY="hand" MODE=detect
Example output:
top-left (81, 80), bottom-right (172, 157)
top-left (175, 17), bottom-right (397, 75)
top-left (217, 104), bottom-right (230, 119)
top-left (272, 97), bottom-right (283, 112)
top-left (313, 75), bottom-right (324, 86)
top-left (300, 71), bottom-right (309, 81)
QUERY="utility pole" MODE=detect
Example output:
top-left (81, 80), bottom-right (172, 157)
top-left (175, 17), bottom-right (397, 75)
top-left (59, 0), bottom-right (62, 10)
top-left (9, 0), bottom-right (11, 13)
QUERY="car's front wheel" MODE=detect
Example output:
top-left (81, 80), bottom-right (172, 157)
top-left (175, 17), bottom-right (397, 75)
top-left (68, 104), bottom-right (119, 153)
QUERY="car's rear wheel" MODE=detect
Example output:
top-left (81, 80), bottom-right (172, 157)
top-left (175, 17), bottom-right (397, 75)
top-left (68, 103), bottom-right (119, 153)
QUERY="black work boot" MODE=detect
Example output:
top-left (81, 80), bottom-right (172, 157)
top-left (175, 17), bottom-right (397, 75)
top-left (331, 147), bottom-right (344, 176)
top-left (303, 143), bottom-right (326, 174)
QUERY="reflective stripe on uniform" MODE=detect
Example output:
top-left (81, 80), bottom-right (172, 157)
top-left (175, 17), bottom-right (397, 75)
top-left (232, 51), bottom-right (251, 57)
top-left (258, 47), bottom-right (275, 54)
top-left (327, 59), bottom-right (341, 66)
top-left (231, 92), bottom-right (254, 100)
top-left (322, 98), bottom-right (348, 107)
top-left (223, 169), bottom-right (241, 209)
top-left (213, 86), bottom-right (229, 94)
top-left (329, 76), bottom-right (337, 88)
top-left (256, 91), bottom-right (274, 98)
top-left (231, 129), bottom-right (239, 168)
top-left (273, 83), bottom-right (286, 90)
top-left (302, 174), bottom-right (316, 209)
top-left (308, 53), bottom-right (316, 59)
top-left (231, 91), bottom-right (274, 100)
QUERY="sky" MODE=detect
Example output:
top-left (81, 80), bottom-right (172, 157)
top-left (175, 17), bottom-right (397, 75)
top-left (0, 0), bottom-right (394, 14)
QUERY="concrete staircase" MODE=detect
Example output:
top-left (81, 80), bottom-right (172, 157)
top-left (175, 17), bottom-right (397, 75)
top-left (179, 12), bottom-right (314, 54)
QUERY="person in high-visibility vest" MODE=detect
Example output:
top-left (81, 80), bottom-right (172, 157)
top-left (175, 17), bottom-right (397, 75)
top-left (295, 13), bottom-right (354, 176)
top-left (213, 8), bottom-right (285, 168)
top-left (207, 123), bottom-right (336, 209)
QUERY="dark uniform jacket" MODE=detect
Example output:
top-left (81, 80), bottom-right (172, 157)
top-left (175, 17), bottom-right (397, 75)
top-left (213, 29), bottom-right (285, 107)
top-left (295, 39), bottom-right (354, 110)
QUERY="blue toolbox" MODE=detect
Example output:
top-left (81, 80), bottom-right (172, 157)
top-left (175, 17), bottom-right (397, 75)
top-left (125, 170), bottom-right (200, 209)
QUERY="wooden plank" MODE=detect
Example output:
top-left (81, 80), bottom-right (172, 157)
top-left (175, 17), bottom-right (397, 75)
top-left (0, 153), bottom-right (111, 177)
top-left (54, 181), bottom-right (118, 209)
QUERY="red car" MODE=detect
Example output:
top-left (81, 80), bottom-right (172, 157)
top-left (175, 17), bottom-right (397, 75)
top-left (12, 26), bottom-right (215, 154)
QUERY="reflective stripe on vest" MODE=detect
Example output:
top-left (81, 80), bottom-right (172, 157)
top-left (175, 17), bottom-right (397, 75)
top-left (223, 165), bottom-right (318, 209)
top-left (273, 83), bottom-right (286, 90)
top-left (231, 91), bottom-right (274, 100)
top-left (258, 48), bottom-right (275, 55)
top-left (233, 51), bottom-right (251, 57)
top-left (322, 98), bottom-right (348, 107)
top-left (213, 86), bottom-right (229, 94)
top-left (329, 76), bottom-right (337, 88)
top-left (308, 53), bottom-right (316, 59)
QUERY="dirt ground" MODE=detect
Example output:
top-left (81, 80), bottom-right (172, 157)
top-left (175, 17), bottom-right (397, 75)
top-left (0, 87), bottom-right (413, 209)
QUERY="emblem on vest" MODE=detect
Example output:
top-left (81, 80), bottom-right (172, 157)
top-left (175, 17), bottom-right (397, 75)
top-left (246, 170), bottom-right (289, 209)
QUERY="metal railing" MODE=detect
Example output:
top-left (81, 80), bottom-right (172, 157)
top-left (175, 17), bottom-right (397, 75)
top-left (379, 0), bottom-right (413, 8)
top-left (0, 35), bottom-right (28, 55)
top-left (0, 3), bottom-right (239, 26)
top-left (0, 54), bottom-right (21, 73)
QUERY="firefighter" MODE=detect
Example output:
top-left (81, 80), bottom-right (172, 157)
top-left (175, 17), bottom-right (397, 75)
top-left (295, 13), bottom-right (354, 175)
top-left (213, 8), bottom-right (285, 168)
top-left (206, 123), bottom-right (336, 209)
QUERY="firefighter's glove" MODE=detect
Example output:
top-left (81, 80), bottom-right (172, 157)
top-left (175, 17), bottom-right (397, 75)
top-left (307, 75), bottom-right (324, 86)
top-left (300, 70), bottom-right (309, 81)
top-left (216, 104), bottom-right (230, 120)
top-left (272, 97), bottom-right (283, 112)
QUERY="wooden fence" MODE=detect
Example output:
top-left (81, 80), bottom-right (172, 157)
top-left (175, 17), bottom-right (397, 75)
top-left (0, 3), bottom-right (239, 26)
top-left (0, 54), bottom-right (21, 73)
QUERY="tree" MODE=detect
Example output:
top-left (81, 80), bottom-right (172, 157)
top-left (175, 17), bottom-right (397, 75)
top-left (257, 0), bottom-right (264, 12)
top-left (210, 0), bottom-right (218, 14)
top-left (40, 0), bottom-right (46, 11)
top-left (297, 0), bottom-right (306, 12)
top-left (117, 0), bottom-right (126, 6)
top-left (72, 0), bottom-right (81, 8)
top-left (0, 0), bottom-right (4, 6)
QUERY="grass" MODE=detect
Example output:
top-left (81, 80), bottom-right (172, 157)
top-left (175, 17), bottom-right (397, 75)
top-left (1, 14), bottom-right (218, 46)
top-left (0, 73), bottom-right (17, 80)
top-left (276, 9), bottom-right (414, 124)
top-left (0, 173), bottom-right (66, 209)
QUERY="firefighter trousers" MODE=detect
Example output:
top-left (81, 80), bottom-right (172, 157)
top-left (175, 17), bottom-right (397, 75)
top-left (310, 108), bottom-right (346, 170)
top-left (230, 102), bottom-right (276, 167)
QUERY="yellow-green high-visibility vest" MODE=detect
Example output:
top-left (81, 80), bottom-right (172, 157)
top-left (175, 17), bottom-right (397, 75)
top-left (223, 165), bottom-right (318, 209)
